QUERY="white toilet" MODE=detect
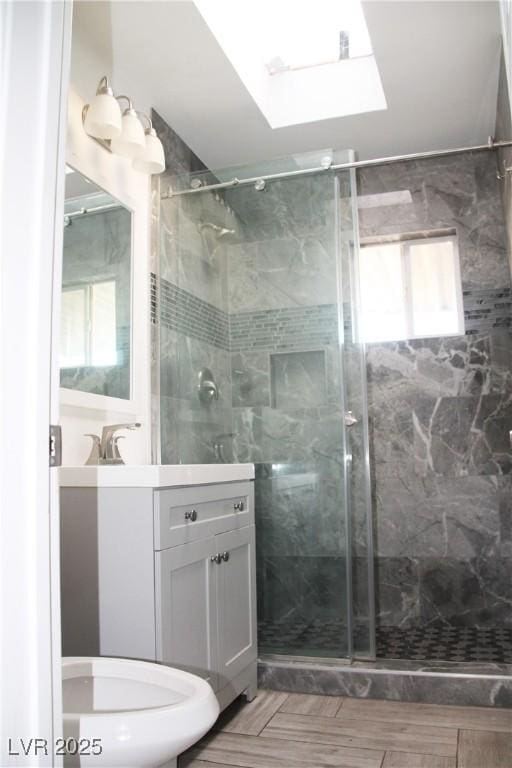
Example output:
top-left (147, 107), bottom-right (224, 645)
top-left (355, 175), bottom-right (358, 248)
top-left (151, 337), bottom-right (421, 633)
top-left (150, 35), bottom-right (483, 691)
top-left (62, 657), bottom-right (219, 768)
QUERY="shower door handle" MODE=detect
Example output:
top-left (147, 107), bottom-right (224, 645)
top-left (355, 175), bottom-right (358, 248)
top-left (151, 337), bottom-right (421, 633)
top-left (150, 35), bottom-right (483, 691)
top-left (344, 411), bottom-right (358, 427)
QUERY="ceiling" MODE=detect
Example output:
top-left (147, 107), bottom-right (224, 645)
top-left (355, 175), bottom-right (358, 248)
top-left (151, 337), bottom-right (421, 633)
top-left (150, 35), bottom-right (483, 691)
top-left (75, 0), bottom-right (504, 171)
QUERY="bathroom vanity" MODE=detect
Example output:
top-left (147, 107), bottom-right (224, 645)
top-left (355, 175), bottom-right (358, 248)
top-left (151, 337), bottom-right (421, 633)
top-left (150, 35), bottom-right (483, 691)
top-left (59, 464), bottom-right (257, 711)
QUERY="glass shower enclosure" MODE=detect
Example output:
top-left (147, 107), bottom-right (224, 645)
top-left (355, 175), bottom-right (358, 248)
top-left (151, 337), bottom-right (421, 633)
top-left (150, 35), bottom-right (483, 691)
top-left (157, 151), bottom-right (375, 661)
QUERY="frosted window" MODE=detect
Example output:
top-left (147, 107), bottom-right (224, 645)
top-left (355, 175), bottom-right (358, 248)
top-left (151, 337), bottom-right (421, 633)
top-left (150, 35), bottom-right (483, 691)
top-left (360, 236), bottom-right (464, 343)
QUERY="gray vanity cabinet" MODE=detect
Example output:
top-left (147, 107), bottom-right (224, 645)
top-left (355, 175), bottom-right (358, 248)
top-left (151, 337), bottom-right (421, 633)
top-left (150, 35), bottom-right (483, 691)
top-left (60, 479), bottom-right (257, 711)
top-left (215, 526), bottom-right (257, 682)
top-left (155, 524), bottom-right (257, 695)
top-left (155, 537), bottom-right (219, 690)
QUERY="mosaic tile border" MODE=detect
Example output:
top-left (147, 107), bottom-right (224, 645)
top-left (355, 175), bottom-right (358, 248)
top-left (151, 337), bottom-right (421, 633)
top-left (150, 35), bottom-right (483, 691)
top-left (463, 287), bottom-right (512, 334)
top-left (151, 276), bottom-right (512, 352)
top-left (151, 273), bottom-right (229, 350)
top-left (230, 305), bottom-right (339, 352)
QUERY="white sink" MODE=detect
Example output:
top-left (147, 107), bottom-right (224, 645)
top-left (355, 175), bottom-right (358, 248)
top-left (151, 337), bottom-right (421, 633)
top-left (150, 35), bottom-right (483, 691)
top-left (59, 463), bottom-right (254, 488)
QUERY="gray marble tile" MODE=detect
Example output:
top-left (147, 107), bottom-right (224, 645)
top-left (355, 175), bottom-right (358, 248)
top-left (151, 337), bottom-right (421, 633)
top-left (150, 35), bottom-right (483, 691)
top-left (231, 351), bottom-right (271, 408)
top-left (255, 463), bottom-right (346, 558)
top-left (374, 557), bottom-right (420, 627)
top-left (419, 557), bottom-right (512, 627)
top-left (232, 404), bottom-right (345, 465)
top-left (374, 475), bottom-right (500, 559)
top-left (160, 395), bottom-right (179, 464)
top-left (160, 325), bottom-right (179, 398)
top-left (258, 660), bottom-right (512, 708)
top-left (226, 173), bottom-right (336, 243)
top-left (227, 236), bottom-right (337, 313)
top-left (413, 394), bottom-right (512, 477)
top-left (258, 554), bottom-right (348, 627)
top-left (498, 476), bottom-right (512, 558)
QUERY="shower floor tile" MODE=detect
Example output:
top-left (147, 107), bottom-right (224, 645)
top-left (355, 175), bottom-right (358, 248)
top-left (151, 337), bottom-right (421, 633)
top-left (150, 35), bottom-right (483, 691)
top-left (258, 619), bottom-right (348, 657)
top-left (376, 626), bottom-right (512, 664)
top-left (258, 620), bottom-right (512, 663)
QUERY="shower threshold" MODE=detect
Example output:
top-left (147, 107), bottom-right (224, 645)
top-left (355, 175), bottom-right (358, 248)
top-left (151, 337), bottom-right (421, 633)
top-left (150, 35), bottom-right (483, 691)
top-left (258, 655), bottom-right (512, 708)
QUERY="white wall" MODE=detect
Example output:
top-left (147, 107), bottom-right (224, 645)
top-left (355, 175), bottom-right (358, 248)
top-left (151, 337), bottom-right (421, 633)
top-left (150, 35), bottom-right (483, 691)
top-left (60, 8), bottom-right (152, 466)
top-left (0, 2), bottom-right (71, 763)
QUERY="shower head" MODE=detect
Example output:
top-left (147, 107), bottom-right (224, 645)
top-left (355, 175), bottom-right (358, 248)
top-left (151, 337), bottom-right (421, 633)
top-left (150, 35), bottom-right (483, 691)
top-left (198, 221), bottom-right (236, 239)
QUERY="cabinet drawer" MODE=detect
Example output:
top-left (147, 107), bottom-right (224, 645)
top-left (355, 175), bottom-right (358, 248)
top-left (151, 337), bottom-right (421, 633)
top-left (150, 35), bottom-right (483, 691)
top-left (154, 481), bottom-right (253, 550)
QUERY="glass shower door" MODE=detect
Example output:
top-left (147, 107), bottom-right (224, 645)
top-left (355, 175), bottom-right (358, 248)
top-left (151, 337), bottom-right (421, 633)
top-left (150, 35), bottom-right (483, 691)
top-left (225, 166), bottom-right (352, 659)
top-left (158, 153), bottom-right (375, 661)
top-left (337, 167), bottom-right (376, 660)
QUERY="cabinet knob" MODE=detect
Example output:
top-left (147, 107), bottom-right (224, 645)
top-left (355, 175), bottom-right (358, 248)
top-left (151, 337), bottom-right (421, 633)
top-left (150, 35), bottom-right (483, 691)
top-left (234, 501), bottom-right (244, 511)
top-left (211, 553), bottom-right (222, 564)
top-left (221, 551), bottom-right (230, 562)
top-left (185, 509), bottom-right (197, 522)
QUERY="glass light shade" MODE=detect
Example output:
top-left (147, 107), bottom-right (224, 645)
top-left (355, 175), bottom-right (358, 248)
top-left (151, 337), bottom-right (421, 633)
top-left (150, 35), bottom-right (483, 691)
top-left (110, 111), bottom-right (146, 158)
top-left (132, 130), bottom-right (166, 174)
top-left (83, 93), bottom-right (122, 139)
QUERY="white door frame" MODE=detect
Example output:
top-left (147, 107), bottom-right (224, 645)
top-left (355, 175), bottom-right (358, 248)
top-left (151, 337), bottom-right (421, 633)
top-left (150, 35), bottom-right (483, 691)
top-left (0, 2), bottom-right (72, 764)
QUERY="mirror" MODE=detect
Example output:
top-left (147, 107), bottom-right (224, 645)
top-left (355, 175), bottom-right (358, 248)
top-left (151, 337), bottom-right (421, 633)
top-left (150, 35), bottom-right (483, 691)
top-left (60, 166), bottom-right (132, 400)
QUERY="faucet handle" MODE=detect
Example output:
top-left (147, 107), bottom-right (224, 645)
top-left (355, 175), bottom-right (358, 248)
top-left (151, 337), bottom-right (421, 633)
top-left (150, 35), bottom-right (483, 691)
top-left (112, 435), bottom-right (126, 462)
top-left (84, 434), bottom-right (101, 465)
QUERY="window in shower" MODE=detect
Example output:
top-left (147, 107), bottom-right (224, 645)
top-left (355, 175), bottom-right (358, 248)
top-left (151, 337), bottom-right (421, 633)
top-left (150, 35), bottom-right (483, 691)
top-left (359, 233), bottom-right (464, 342)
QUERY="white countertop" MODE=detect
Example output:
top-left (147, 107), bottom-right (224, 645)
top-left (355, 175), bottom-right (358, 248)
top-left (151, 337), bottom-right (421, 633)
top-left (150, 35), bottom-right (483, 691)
top-left (59, 463), bottom-right (255, 488)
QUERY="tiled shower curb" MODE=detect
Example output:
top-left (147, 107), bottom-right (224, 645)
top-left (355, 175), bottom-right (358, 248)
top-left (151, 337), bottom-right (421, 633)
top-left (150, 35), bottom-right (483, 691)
top-left (258, 658), bottom-right (512, 709)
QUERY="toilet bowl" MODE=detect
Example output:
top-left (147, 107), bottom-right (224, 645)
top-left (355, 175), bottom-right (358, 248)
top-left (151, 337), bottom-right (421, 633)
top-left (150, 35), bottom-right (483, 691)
top-left (62, 657), bottom-right (219, 768)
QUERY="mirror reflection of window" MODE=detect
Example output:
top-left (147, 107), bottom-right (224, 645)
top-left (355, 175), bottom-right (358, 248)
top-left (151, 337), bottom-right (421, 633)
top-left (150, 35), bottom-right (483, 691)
top-left (60, 166), bottom-right (131, 399)
top-left (60, 280), bottom-right (117, 368)
top-left (359, 234), bottom-right (464, 343)
top-left (61, 287), bottom-right (87, 367)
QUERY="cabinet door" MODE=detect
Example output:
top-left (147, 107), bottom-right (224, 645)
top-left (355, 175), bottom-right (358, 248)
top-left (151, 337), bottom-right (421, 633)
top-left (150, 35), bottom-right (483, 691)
top-left (155, 537), bottom-right (219, 691)
top-left (215, 525), bottom-right (257, 688)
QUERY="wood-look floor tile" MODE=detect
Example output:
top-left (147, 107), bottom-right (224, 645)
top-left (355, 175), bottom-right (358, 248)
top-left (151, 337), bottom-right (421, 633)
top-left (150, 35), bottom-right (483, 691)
top-left (279, 692), bottom-right (344, 717)
top-left (261, 712), bottom-right (457, 757)
top-left (180, 759), bottom-right (236, 768)
top-left (190, 731), bottom-right (384, 768)
top-left (340, 697), bottom-right (512, 733)
top-left (216, 690), bottom-right (289, 736)
top-left (458, 729), bottom-right (512, 768)
top-left (383, 752), bottom-right (457, 768)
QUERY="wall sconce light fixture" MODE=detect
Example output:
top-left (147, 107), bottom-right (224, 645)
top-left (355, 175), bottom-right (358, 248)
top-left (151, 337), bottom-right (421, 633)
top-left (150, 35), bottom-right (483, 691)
top-left (82, 76), bottom-right (165, 175)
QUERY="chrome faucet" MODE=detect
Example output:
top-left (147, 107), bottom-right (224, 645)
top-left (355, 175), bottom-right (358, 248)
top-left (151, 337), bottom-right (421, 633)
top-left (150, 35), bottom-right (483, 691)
top-left (84, 423), bottom-right (141, 465)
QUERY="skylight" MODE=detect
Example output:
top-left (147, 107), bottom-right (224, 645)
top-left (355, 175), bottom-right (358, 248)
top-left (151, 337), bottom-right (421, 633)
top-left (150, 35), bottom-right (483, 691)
top-left (194, 0), bottom-right (386, 129)
top-left (261, 0), bottom-right (373, 73)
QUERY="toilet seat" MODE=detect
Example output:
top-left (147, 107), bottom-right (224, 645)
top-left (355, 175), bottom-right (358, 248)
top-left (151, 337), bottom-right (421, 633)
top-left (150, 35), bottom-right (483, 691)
top-left (62, 657), bottom-right (219, 768)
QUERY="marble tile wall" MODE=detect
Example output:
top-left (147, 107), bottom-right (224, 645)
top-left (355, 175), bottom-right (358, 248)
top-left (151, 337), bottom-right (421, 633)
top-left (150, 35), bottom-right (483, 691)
top-left (153, 110), bottom-right (236, 465)
top-left (360, 150), bottom-right (512, 631)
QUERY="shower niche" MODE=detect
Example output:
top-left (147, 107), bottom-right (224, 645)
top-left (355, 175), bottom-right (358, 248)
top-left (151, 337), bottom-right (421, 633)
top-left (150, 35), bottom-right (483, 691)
top-left (270, 351), bottom-right (327, 409)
